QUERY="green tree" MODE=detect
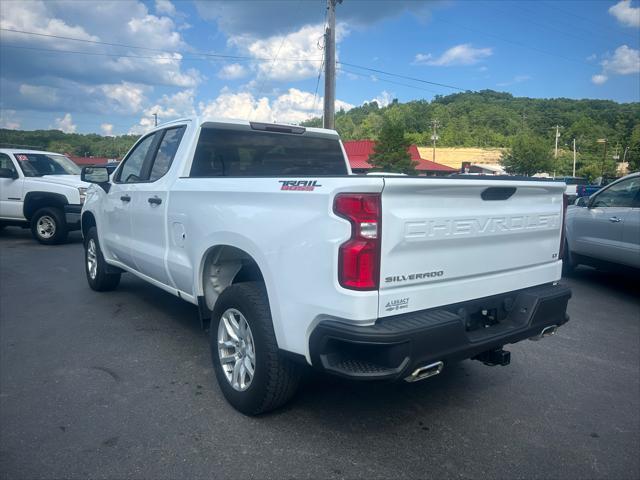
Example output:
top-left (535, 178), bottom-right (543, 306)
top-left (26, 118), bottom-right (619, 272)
top-left (369, 118), bottom-right (417, 174)
top-left (628, 124), bottom-right (640, 172)
top-left (500, 134), bottom-right (553, 176)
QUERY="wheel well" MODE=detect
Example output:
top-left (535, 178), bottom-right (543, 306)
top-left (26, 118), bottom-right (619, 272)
top-left (201, 245), bottom-right (264, 312)
top-left (81, 211), bottom-right (96, 238)
top-left (23, 192), bottom-right (68, 221)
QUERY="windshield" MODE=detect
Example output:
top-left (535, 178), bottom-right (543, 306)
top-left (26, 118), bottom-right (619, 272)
top-left (15, 153), bottom-right (81, 176)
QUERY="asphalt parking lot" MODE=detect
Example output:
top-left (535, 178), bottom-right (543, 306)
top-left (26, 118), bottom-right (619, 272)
top-left (0, 228), bottom-right (638, 480)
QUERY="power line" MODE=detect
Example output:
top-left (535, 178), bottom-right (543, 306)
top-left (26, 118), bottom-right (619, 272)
top-left (338, 61), bottom-right (467, 91)
top-left (1, 28), bottom-right (467, 94)
top-left (540, 1), bottom-right (639, 41)
top-left (337, 66), bottom-right (441, 94)
top-left (435, 17), bottom-right (589, 66)
top-left (0, 27), bottom-right (325, 62)
top-left (0, 44), bottom-right (257, 62)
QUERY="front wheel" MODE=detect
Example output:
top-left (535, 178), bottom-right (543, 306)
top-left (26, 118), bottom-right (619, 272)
top-left (85, 227), bottom-right (120, 291)
top-left (31, 207), bottom-right (68, 244)
top-left (210, 282), bottom-right (301, 415)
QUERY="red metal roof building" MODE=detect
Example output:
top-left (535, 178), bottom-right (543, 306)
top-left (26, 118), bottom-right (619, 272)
top-left (66, 155), bottom-right (114, 166)
top-left (342, 140), bottom-right (456, 176)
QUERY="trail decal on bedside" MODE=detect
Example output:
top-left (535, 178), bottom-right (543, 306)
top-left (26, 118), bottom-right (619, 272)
top-left (278, 180), bottom-right (322, 191)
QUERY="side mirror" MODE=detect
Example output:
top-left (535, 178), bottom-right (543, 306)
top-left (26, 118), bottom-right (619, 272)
top-left (81, 166), bottom-right (109, 184)
top-left (574, 196), bottom-right (588, 207)
top-left (0, 168), bottom-right (18, 179)
top-left (81, 166), bottom-right (110, 192)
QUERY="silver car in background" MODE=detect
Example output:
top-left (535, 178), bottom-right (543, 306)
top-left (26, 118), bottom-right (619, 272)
top-left (564, 172), bottom-right (640, 272)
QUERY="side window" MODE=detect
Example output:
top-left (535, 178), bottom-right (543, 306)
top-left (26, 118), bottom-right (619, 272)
top-left (0, 153), bottom-right (17, 173)
top-left (117, 133), bottom-right (157, 183)
top-left (592, 177), bottom-right (640, 208)
top-left (149, 126), bottom-right (186, 182)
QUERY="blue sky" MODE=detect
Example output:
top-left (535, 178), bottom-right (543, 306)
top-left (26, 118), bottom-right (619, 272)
top-left (0, 0), bottom-right (638, 135)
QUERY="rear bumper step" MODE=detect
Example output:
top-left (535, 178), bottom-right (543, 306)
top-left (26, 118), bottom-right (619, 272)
top-left (309, 283), bottom-right (571, 381)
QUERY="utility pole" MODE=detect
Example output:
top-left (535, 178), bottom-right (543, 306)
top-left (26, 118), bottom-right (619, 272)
top-left (153, 113), bottom-right (158, 127)
top-left (430, 119), bottom-right (440, 163)
top-left (597, 138), bottom-right (607, 177)
top-left (553, 125), bottom-right (561, 177)
top-left (323, 0), bottom-right (340, 130)
top-left (521, 110), bottom-right (526, 129)
top-left (572, 138), bottom-right (577, 177)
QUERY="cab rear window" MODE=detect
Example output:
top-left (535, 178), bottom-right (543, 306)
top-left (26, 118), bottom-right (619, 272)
top-left (190, 128), bottom-right (347, 177)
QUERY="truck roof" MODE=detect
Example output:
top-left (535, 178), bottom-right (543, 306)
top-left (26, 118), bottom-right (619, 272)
top-left (152, 116), bottom-right (338, 138)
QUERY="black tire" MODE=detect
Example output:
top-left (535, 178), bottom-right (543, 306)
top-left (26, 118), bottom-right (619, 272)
top-left (30, 207), bottom-right (68, 244)
top-left (562, 240), bottom-right (577, 275)
top-left (210, 282), bottom-right (301, 415)
top-left (84, 227), bottom-right (120, 291)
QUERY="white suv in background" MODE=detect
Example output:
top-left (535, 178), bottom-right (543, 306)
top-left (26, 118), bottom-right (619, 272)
top-left (0, 149), bottom-right (88, 244)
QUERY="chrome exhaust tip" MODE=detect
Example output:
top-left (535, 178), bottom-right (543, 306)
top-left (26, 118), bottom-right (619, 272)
top-left (404, 361), bottom-right (444, 383)
top-left (529, 325), bottom-right (558, 342)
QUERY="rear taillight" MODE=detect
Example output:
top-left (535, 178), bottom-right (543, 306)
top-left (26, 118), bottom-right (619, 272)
top-left (334, 193), bottom-right (381, 290)
top-left (559, 193), bottom-right (569, 259)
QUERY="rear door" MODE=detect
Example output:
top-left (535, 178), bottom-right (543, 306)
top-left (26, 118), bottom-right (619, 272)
top-left (128, 125), bottom-right (187, 286)
top-left (378, 178), bottom-right (565, 316)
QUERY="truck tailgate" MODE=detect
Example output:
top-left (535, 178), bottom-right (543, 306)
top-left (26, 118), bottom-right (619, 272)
top-left (379, 178), bottom-right (565, 316)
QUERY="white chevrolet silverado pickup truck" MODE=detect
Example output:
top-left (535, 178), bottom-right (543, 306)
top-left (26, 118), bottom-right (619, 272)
top-left (0, 148), bottom-right (88, 244)
top-left (80, 118), bottom-right (571, 415)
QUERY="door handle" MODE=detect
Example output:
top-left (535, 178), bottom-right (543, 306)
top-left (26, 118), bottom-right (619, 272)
top-left (148, 196), bottom-right (162, 205)
top-left (609, 216), bottom-right (622, 223)
top-left (120, 195), bottom-right (131, 202)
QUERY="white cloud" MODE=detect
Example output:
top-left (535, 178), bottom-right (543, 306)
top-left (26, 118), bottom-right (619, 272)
top-left (101, 123), bottom-right (114, 136)
top-left (155, 0), bottom-right (176, 16)
top-left (592, 45), bottom-right (640, 84)
top-left (53, 113), bottom-right (76, 133)
top-left (366, 91), bottom-right (394, 107)
top-left (218, 63), bottom-right (249, 80)
top-left (609, 0), bottom-right (640, 27)
top-left (129, 89), bottom-right (196, 133)
top-left (0, 1), bottom-right (200, 116)
top-left (602, 45), bottom-right (640, 74)
top-left (129, 87), bottom-right (353, 131)
top-left (413, 44), bottom-right (493, 66)
top-left (592, 74), bottom-right (609, 85)
top-left (230, 24), bottom-right (340, 81)
top-left (0, 110), bottom-right (21, 130)
top-left (100, 83), bottom-right (148, 114)
top-left (19, 84), bottom-right (60, 107)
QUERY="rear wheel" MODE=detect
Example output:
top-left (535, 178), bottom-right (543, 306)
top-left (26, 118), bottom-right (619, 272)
top-left (210, 282), bottom-right (301, 415)
top-left (85, 227), bottom-right (120, 291)
top-left (31, 207), bottom-right (68, 244)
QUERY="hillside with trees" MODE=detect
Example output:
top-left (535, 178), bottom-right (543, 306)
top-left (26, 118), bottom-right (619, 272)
top-left (0, 128), bottom-right (138, 159)
top-left (304, 90), bottom-right (640, 177)
top-left (1, 90), bottom-right (638, 177)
